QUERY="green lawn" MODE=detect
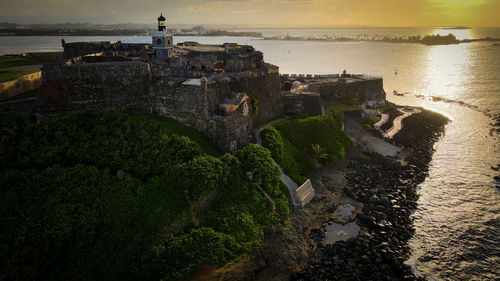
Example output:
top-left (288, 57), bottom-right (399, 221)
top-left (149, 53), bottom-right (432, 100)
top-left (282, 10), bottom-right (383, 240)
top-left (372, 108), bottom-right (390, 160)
top-left (132, 114), bottom-right (223, 157)
top-left (0, 55), bottom-right (52, 69)
top-left (0, 70), bottom-right (40, 82)
top-left (324, 98), bottom-right (361, 113)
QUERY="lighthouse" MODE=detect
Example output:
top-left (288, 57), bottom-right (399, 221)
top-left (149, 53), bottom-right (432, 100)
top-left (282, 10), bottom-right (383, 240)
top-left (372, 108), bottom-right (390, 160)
top-left (152, 13), bottom-right (173, 58)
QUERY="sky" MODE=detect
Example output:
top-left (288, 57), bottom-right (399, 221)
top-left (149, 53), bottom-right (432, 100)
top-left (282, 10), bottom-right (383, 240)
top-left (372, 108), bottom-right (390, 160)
top-left (0, 0), bottom-right (499, 27)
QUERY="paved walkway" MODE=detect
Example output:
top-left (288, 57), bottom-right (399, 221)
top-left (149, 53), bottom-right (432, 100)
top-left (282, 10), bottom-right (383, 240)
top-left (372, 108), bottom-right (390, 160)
top-left (0, 65), bottom-right (42, 71)
top-left (374, 113), bottom-right (389, 135)
top-left (384, 107), bottom-right (421, 139)
top-left (254, 116), bottom-right (301, 208)
top-left (344, 116), bottom-right (401, 157)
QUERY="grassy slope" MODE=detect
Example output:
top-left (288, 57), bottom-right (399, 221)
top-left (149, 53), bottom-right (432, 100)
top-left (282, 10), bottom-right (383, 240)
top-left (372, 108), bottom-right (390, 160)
top-left (0, 69), bottom-right (39, 82)
top-left (0, 56), bottom-right (50, 69)
top-left (132, 114), bottom-right (222, 157)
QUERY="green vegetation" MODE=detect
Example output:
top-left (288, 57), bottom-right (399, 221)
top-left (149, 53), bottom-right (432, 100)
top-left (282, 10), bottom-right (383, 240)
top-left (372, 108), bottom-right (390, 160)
top-left (357, 116), bottom-right (378, 131)
top-left (325, 98), bottom-right (361, 113)
top-left (0, 69), bottom-right (39, 82)
top-left (261, 112), bottom-right (351, 183)
top-left (0, 110), bottom-right (288, 281)
top-left (0, 56), bottom-right (51, 69)
top-left (0, 88), bottom-right (39, 102)
top-left (131, 114), bottom-right (222, 157)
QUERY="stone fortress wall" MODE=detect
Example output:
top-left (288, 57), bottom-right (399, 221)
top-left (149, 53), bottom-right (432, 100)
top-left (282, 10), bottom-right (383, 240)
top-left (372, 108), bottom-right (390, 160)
top-left (62, 41), bottom-right (151, 60)
top-left (32, 41), bottom-right (387, 152)
top-left (281, 73), bottom-right (386, 107)
top-left (38, 46), bottom-right (283, 152)
top-left (39, 55), bottom-right (152, 114)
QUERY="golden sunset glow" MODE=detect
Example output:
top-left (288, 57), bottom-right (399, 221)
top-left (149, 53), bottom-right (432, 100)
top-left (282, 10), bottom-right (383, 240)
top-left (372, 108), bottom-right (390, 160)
top-left (0, 0), bottom-right (498, 26)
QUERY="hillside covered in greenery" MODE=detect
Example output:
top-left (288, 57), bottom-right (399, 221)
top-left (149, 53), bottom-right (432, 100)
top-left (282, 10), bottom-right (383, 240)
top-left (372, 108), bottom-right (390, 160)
top-left (261, 112), bottom-right (351, 184)
top-left (0, 110), bottom-right (289, 281)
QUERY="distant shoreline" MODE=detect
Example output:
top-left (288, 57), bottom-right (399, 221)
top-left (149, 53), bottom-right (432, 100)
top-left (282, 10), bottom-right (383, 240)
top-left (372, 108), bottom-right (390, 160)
top-left (0, 29), bottom-right (263, 37)
top-left (262, 35), bottom-right (500, 46)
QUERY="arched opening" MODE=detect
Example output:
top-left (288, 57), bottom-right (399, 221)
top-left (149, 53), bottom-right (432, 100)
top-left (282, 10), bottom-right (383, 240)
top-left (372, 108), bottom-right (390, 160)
top-left (167, 39), bottom-right (171, 45)
top-left (156, 38), bottom-right (162, 45)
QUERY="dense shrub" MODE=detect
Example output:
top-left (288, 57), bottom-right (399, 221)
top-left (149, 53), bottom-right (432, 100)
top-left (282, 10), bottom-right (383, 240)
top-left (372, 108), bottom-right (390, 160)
top-left (262, 112), bottom-right (351, 183)
top-left (140, 228), bottom-right (241, 281)
top-left (261, 126), bottom-right (284, 163)
top-left (235, 144), bottom-right (281, 196)
top-left (0, 111), bottom-right (289, 281)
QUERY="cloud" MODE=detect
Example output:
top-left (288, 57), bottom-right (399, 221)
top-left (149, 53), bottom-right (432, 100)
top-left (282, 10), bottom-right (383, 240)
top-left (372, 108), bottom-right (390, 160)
top-left (0, 0), bottom-right (498, 26)
top-left (232, 9), bottom-right (264, 14)
top-left (179, 6), bottom-right (213, 12)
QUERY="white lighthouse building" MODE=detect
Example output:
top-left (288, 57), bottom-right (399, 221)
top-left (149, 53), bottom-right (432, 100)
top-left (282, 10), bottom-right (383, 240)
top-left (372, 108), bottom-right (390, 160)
top-left (152, 13), bottom-right (173, 58)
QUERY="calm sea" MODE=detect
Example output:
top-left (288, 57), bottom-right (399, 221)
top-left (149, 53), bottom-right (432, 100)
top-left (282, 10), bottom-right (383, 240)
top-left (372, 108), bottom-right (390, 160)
top-left (1, 27), bottom-right (499, 281)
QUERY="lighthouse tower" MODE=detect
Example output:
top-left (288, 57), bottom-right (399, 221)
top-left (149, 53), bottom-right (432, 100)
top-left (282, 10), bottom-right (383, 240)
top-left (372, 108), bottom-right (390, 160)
top-left (152, 13), bottom-right (173, 58)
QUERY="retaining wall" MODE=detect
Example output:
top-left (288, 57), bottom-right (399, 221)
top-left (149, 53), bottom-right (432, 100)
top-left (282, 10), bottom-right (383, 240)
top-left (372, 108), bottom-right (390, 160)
top-left (0, 71), bottom-right (41, 99)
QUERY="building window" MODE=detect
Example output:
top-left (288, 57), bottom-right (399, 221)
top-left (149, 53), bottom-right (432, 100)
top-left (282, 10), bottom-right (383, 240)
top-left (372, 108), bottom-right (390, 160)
top-left (156, 38), bottom-right (162, 45)
top-left (167, 39), bottom-right (171, 45)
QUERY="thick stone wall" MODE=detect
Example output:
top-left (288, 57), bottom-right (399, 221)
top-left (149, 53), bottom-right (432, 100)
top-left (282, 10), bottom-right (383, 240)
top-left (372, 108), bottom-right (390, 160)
top-left (152, 76), bottom-right (253, 152)
top-left (151, 77), bottom-right (210, 131)
top-left (39, 60), bottom-right (151, 114)
top-left (282, 92), bottom-right (323, 116)
top-left (155, 48), bottom-right (265, 78)
top-left (225, 64), bottom-right (284, 124)
top-left (211, 112), bottom-right (252, 152)
top-left (63, 42), bottom-right (151, 59)
top-left (306, 78), bottom-right (386, 104)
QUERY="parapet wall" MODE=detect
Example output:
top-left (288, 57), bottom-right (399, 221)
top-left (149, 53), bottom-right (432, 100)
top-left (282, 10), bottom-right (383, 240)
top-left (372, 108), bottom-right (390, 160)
top-left (63, 42), bottom-right (151, 59)
top-left (281, 74), bottom-right (386, 105)
top-left (282, 92), bottom-right (323, 116)
top-left (307, 78), bottom-right (385, 105)
top-left (39, 59), bottom-right (151, 114)
top-left (155, 46), bottom-right (265, 78)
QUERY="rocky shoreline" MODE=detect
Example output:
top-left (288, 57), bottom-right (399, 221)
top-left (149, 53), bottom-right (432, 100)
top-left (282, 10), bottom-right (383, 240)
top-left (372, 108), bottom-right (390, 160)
top-left (198, 107), bottom-right (449, 281)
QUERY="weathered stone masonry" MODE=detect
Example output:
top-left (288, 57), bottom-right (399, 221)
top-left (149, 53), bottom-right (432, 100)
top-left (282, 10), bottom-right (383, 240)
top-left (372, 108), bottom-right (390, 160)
top-left (33, 40), bottom-right (387, 153)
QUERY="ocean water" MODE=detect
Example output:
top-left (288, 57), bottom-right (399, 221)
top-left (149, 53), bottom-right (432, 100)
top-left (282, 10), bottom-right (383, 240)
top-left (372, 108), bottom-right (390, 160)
top-left (1, 28), bottom-right (499, 280)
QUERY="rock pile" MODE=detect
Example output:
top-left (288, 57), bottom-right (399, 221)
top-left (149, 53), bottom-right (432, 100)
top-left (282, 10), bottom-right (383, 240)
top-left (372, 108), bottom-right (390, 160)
top-left (292, 109), bottom-right (448, 281)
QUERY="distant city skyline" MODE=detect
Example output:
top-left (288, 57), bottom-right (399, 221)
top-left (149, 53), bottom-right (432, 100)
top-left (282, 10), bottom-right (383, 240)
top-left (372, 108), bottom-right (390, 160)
top-left (0, 0), bottom-right (499, 27)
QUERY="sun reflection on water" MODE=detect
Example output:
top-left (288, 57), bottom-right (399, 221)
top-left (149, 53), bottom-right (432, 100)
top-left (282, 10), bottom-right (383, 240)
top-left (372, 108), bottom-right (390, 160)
top-left (422, 43), bottom-right (471, 101)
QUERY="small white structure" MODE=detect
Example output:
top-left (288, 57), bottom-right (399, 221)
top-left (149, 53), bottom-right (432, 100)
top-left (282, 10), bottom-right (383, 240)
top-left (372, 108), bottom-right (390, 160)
top-left (295, 179), bottom-right (315, 207)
